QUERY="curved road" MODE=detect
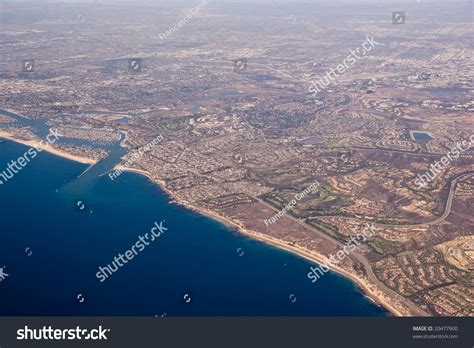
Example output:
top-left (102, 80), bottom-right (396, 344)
top-left (254, 196), bottom-right (429, 316)
top-left (313, 171), bottom-right (474, 229)
top-left (251, 171), bottom-right (474, 316)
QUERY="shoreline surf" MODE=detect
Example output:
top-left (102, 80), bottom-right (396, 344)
top-left (0, 132), bottom-right (398, 316)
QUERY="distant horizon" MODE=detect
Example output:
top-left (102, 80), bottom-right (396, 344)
top-left (1, 0), bottom-right (472, 325)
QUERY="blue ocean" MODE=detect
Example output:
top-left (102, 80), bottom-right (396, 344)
top-left (0, 139), bottom-right (387, 316)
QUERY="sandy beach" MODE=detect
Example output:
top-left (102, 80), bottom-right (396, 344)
top-left (113, 164), bottom-right (405, 316)
top-left (177, 203), bottom-right (404, 316)
top-left (1, 132), bottom-right (404, 316)
top-left (0, 130), bottom-right (97, 165)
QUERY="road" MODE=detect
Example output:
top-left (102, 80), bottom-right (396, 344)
top-left (318, 171), bottom-right (473, 228)
top-left (250, 170), bottom-right (474, 315)
top-left (253, 196), bottom-right (430, 316)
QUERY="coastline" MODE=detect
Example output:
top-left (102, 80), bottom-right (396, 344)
top-left (113, 165), bottom-right (400, 316)
top-left (0, 130), bottom-right (97, 165)
top-left (186, 208), bottom-right (401, 316)
top-left (1, 133), bottom-right (400, 316)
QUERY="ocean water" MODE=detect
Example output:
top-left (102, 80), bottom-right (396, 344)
top-left (0, 140), bottom-right (387, 316)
